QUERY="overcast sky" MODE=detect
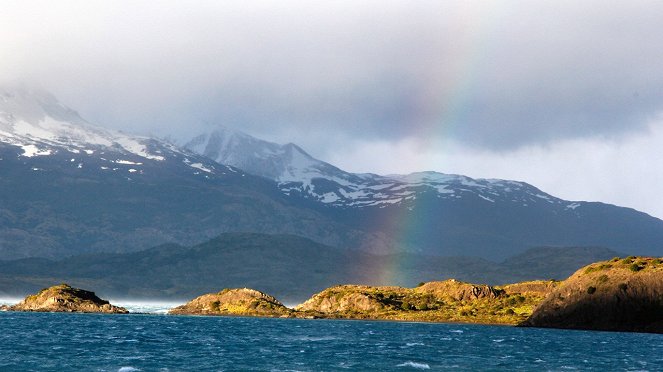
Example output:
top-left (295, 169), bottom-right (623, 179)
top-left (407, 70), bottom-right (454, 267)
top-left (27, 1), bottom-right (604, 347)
top-left (2, 1), bottom-right (663, 218)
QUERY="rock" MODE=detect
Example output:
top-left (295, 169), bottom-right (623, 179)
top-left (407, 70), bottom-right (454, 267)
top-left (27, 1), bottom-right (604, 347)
top-left (9, 284), bottom-right (128, 313)
top-left (169, 288), bottom-right (292, 317)
top-left (522, 257), bottom-right (663, 333)
top-left (415, 279), bottom-right (503, 301)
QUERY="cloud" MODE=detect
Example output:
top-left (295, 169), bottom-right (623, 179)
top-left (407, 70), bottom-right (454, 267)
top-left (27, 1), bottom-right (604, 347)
top-left (2, 1), bottom-right (663, 151)
top-left (3, 1), bottom-right (663, 219)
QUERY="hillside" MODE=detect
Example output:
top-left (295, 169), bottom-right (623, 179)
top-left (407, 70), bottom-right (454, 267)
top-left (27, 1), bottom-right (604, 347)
top-left (523, 257), bottom-right (663, 333)
top-left (294, 280), bottom-right (555, 324)
top-left (0, 233), bottom-right (621, 303)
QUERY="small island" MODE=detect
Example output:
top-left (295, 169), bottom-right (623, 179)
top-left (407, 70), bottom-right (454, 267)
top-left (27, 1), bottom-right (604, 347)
top-left (169, 288), bottom-right (293, 317)
top-left (1, 283), bottom-right (128, 314)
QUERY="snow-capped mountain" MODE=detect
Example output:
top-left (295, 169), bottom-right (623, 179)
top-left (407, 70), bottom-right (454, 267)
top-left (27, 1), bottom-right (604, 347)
top-left (2, 87), bottom-right (662, 263)
top-left (185, 127), bottom-right (576, 210)
top-left (0, 86), bottom-right (381, 260)
top-left (0, 86), bottom-right (230, 178)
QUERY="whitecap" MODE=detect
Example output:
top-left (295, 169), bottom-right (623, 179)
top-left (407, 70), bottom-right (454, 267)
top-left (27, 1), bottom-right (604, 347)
top-left (449, 329), bottom-right (464, 333)
top-left (118, 367), bottom-right (140, 372)
top-left (493, 339), bottom-right (505, 343)
top-left (397, 361), bottom-right (431, 370)
top-left (406, 342), bottom-right (425, 347)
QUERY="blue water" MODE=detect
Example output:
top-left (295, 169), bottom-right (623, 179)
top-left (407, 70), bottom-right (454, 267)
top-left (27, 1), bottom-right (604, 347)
top-left (0, 312), bottom-right (661, 371)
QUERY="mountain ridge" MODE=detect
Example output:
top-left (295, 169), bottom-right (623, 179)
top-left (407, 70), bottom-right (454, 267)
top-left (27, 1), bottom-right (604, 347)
top-left (1, 86), bottom-right (662, 261)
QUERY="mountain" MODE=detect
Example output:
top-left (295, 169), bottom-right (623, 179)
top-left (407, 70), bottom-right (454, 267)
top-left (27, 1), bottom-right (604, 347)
top-left (0, 86), bottom-right (383, 259)
top-left (1, 86), bottom-right (662, 262)
top-left (186, 127), bottom-right (663, 259)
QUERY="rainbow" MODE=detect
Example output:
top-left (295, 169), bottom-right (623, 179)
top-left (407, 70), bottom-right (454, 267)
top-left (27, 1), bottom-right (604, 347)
top-left (369, 5), bottom-right (503, 286)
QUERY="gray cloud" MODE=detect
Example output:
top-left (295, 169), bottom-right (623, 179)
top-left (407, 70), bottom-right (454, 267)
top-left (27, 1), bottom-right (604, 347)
top-left (2, 1), bottom-right (663, 151)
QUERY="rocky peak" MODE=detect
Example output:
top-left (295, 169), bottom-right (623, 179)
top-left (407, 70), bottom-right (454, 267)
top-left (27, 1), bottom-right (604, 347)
top-left (415, 279), bottom-right (503, 301)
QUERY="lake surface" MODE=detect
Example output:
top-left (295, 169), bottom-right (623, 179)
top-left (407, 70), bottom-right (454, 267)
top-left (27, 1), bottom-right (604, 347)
top-left (0, 311), bottom-right (661, 371)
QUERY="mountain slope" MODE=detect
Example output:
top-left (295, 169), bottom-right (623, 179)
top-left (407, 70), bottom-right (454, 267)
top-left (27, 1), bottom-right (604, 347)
top-left (0, 87), bottom-right (385, 259)
top-left (1, 87), bottom-right (662, 261)
top-left (186, 127), bottom-right (663, 259)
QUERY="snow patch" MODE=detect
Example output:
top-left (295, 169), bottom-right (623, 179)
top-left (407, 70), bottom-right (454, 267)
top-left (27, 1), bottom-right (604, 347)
top-left (189, 162), bottom-right (213, 173)
top-left (115, 160), bottom-right (143, 165)
top-left (20, 144), bottom-right (52, 157)
top-left (478, 194), bottom-right (495, 203)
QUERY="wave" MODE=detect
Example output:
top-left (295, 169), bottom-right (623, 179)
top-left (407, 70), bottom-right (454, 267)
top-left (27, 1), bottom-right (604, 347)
top-left (396, 361), bottom-right (431, 369)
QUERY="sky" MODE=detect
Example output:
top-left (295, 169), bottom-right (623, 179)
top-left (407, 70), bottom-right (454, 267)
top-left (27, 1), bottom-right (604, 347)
top-left (2, 1), bottom-right (663, 218)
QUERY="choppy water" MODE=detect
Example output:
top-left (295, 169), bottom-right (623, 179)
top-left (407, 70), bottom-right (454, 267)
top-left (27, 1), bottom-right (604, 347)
top-left (0, 311), bottom-right (661, 371)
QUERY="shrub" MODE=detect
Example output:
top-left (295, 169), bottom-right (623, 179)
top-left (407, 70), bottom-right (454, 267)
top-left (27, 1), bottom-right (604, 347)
top-left (587, 286), bottom-right (596, 295)
top-left (618, 283), bottom-right (628, 292)
top-left (597, 274), bottom-right (609, 283)
top-left (652, 258), bottom-right (662, 265)
top-left (210, 301), bottom-right (220, 312)
top-left (610, 257), bottom-right (620, 262)
top-left (584, 266), bottom-right (598, 274)
top-left (629, 263), bottom-right (642, 272)
top-left (505, 309), bottom-right (515, 315)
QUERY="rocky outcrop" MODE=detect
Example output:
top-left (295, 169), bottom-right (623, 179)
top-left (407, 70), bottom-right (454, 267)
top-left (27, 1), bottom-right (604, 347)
top-left (295, 281), bottom-right (544, 324)
top-left (522, 257), bottom-right (663, 333)
top-left (415, 279), bottom-right (503, 301)
top-left (169, 288), bottom-right (292, 317)
top-left (8, 284), bottom-right (128, 313)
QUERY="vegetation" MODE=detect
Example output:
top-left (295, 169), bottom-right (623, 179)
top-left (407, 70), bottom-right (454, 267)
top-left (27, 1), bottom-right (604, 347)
top-left (293, 280), bottom-right (556, 325)
top-left (523, 256), bottom-right (663, 333)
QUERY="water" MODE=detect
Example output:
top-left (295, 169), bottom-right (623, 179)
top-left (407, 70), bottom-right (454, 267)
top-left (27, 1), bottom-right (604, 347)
top-left (0, 312), bottom-right (661, 371)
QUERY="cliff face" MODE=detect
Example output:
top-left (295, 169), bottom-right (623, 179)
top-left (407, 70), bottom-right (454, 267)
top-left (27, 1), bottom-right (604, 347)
top-left (523, 257), bottom-right (663, 333)
top-left (7, 284), bottom-right (128, 313)
top-left (169, 288), bottom-right (292, 317)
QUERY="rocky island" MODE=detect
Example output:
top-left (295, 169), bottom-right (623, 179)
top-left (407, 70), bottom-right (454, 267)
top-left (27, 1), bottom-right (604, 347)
top-left (1, 284), bottom-right (128, 313)
top-left (169, 288), bottom-right (293, 317)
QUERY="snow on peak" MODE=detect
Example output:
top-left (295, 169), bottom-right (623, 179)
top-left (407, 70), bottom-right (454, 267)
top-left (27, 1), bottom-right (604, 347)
top-left (183, 126), bottom-right (568, 209)
top-left (0, 86), bottom-right (165, 161)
